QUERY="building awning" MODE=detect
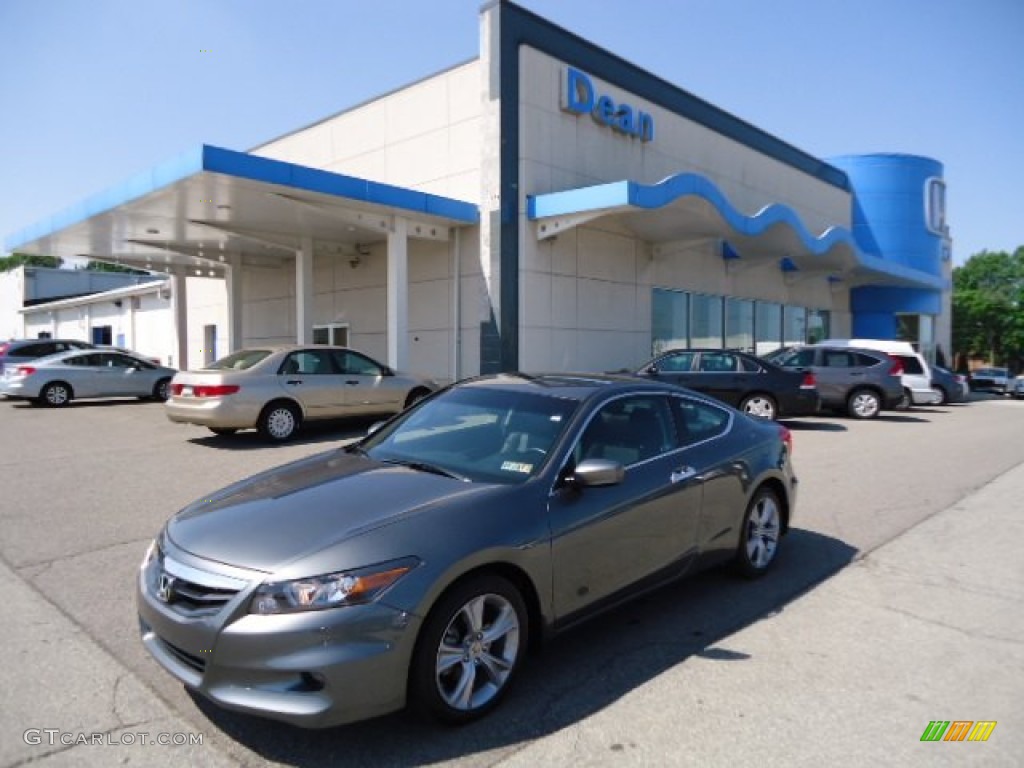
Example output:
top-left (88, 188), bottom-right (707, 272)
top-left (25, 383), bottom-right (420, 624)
top-left (528, 173), bottom-right (946, 291)
top-left (6, 145), bottom-right (479, 277)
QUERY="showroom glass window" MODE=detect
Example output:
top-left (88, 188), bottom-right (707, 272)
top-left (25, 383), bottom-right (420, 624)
top-left (651, 289), bottom-right (689, 354)
top-left (691, 294), bottom-right (723, 348)
top-left (754, 302), bottom-right (782, 355)
top-left (783, 306), bottom-right (806, 346)
top-left (725, 298), bottom-right (754, 352)
top-left (807, 310), bottom-right (830, 343)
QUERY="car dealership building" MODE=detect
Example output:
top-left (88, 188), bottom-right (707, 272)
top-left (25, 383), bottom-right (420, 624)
top-left (5, 0), bottom-right (951, 379)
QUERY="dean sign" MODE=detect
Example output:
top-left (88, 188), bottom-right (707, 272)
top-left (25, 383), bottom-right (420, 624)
top-left (561, 67), bottom-right (655, 143)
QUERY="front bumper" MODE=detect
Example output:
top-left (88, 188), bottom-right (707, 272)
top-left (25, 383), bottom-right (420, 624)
top-left (137, 543), bottom-right (421, 728)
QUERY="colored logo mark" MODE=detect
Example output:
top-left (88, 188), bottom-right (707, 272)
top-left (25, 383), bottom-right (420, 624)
top-left (920, 721), bottom-right (997, 742)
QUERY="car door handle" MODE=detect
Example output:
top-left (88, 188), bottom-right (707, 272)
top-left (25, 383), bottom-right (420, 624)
top-left (671, 466), bottom-right (698, 484)
top-left (345, 380), bottom-right (360, 386)
top-left (285, 379), bottom-right (302, 385)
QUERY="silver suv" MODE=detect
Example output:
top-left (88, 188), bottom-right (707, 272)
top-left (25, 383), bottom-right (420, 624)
top-left (764, 345), bottom-right (905, 419)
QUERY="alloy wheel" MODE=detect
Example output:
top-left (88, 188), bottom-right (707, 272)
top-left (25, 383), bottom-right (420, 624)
top-left (434, 593), bottom-right (521, 712)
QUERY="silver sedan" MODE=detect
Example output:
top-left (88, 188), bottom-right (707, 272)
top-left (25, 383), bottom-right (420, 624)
top-left (164, 345), bottom-right (439, 441)
top-left (0, 349), bottom-right (177, 406)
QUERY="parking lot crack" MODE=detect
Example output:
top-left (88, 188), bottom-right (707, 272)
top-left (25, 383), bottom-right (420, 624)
top-left (874, 602), bottom-right (1022, 646)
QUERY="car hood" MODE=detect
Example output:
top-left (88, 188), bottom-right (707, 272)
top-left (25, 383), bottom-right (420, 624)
top-left (165, 449), bottom-right (495, 572)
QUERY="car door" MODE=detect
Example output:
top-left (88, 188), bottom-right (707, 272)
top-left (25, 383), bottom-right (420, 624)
top-left (102, 352), bottom-right (152, 396)
top-left (547, 393), bottom-right (702, 621)
top-left (692, 351), bottom-right (746, 407)
top-left (63, 352), bottom-right (106, 397)
top-left (333, 350), bottom-right (405, 416)
top-left (671, 396), bottom-right (749, 559)
top-left (644, 350), bottom-right (697, 389)
top-left (277, 349), bottom-right (348, 419)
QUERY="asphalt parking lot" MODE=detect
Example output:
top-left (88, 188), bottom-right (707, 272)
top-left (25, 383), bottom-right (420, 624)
top-left (1, 394), bottom-right (1022, 767)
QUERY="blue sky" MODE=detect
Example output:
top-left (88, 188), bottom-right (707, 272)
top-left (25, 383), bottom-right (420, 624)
top-left (1, 0), bottom-right (1021, 264)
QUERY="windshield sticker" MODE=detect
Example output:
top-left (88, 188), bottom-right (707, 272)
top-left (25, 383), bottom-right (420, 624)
top-left (500, 461), bottom-right (533, 474)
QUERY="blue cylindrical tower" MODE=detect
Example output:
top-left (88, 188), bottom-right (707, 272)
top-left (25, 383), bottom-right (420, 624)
top-left (828, 154), bottom-right (948, 342)
top-left (830, 153), bottom-right (947, 276)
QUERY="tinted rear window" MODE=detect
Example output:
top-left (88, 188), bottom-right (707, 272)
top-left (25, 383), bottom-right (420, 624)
top-left (206, 350), bottom-right (273, 371)
top-left (897, 355), bottom-right (924, 375)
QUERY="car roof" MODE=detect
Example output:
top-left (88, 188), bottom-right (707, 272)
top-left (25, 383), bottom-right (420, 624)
top-left (456, 372), bottom-right (683, 401)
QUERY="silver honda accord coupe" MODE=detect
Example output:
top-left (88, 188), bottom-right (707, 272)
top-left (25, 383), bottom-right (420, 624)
top-left (138, 373), bottom-right (797, 728)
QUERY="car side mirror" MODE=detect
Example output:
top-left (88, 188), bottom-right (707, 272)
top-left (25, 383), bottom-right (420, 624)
top-left (644, 364), bottom-right (658, 375)
top-left (571, 458), bottom-right (625, 487)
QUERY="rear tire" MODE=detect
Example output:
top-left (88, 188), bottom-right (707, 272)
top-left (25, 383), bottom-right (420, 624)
top-left (897, 388), bottom-right (912, 410)
top-left (846, 388), bottom-right (881, 419)
top-left (740, 393), bottom-right (777, 420)
top-left (734, 487), bottom-right (783, 578)
top-left (40, 382), bottom-right (73, 407)
top-left (152, 378), bottom-right (171, 402)
top-left (404, 387), bottom-right (431, 409)
top-left (257, 401), bottom-right (300, 442)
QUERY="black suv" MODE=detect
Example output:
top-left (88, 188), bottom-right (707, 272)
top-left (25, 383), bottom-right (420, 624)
top-left (763, 345), bottom-right (904, 419)
top-left (0, 338), bottom-right (94, 374)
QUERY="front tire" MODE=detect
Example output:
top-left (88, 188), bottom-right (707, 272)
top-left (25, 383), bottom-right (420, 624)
top-left (846, 388), bottom-right (881, 419)
top-left (257, 401), bottom-right (300, 442)
top-left (40, 382), bottom-right (73, 407)
top-left (740, 393), bottom-right (777, 420)
top-left (410, 574), bottom-right (527, 725)
top-left (734, 487), bottom-right (783, 578)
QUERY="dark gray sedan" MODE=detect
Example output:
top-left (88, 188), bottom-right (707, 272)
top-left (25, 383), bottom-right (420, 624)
top-left (137, 374), bottom-right (797, 728)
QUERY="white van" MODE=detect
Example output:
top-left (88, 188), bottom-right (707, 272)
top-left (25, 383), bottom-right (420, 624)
top-left (814, 339), bottom-right (941, 406)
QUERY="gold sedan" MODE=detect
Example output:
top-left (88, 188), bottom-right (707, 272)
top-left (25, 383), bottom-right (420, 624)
top-left (165, 345), bottom-right (438, 441)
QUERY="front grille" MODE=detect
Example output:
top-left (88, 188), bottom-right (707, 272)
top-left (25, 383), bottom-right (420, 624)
top-left (151, 552), bottom-right (248, 618)
top-left (166, 576), bottom-right (239, 615)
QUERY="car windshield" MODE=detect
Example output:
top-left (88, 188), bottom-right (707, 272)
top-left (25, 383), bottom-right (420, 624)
top-left (358, 386), bottom-right (579, 485)
top-left (205, 349), bottom-right (273, 371)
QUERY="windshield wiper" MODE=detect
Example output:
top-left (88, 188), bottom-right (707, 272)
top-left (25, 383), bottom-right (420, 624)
top-left (382, 458), bottom-right (468, 482)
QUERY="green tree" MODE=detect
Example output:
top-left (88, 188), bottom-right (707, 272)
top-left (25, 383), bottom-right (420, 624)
top-left (80, 259), bottom-right (149, 275)
top-left (952, 247), bottom-right (1024, 371)
top-left (0, 252), bottom-right (63, 271)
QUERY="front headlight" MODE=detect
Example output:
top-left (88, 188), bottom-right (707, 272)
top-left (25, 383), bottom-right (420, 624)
top-left (249, 558), bottom-right (418, 615)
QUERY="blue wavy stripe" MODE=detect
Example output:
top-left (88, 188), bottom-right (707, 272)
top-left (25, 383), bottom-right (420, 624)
top-left (528, 172), bottom-right (946, 290)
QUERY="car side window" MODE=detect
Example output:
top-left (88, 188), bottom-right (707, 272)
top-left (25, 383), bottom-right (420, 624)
top-left (655, 352), bottom-right (695, 372)
top-left (338, 351), bottom-right (384, 376)
top-left (671, 396), bottom-right (730, 446)
top-left (855, 352), bottom-right (882, 367)
top-left (775, 349), bottom-right (816, 368)
top-left (898, 355), bottom-right (924, 375)
top-left (576, 395), bottom-right (677, 466)
top-left (698, 352), bottom-right (737, 372)
top-left (68, 353), bottom-right (99, 367)
top-left (282, 351), bottom-right (335, 375)
top-left (824, 351), bottom-right (855, 368)
top-left (107, 354), bottom-right (138, 368)
top-left (738, 356), bottom-right (761, 373)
